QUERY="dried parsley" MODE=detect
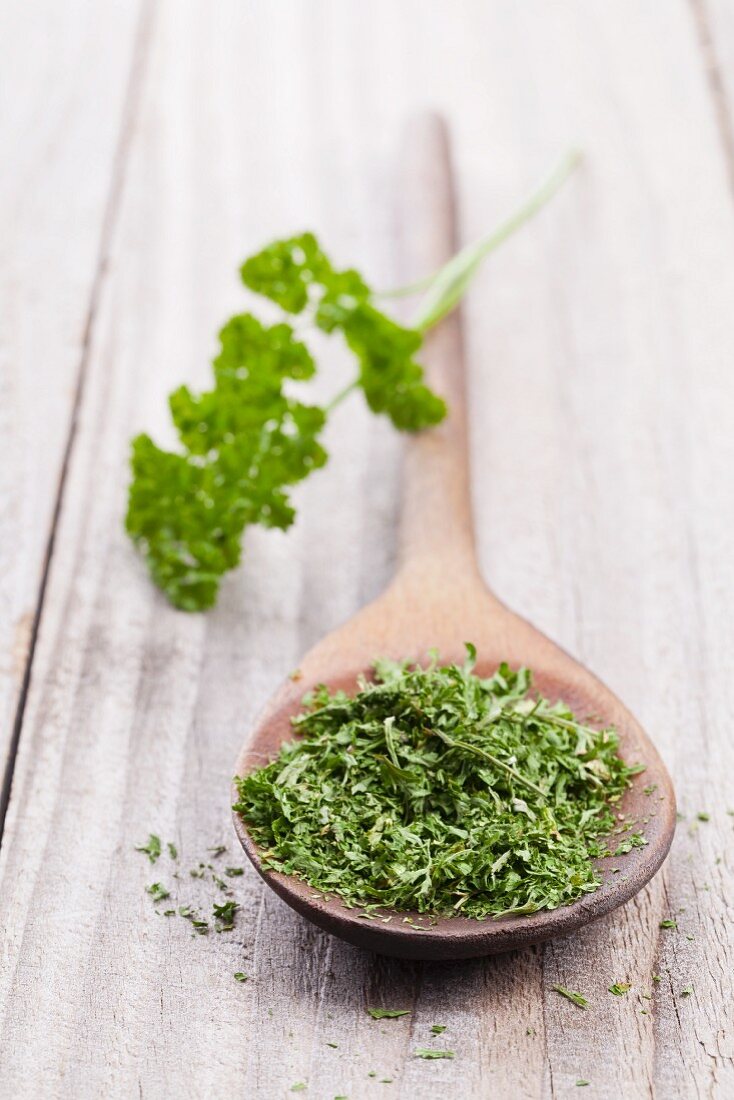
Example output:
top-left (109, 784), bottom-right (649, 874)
top-left (135, 834), bottom-right (161, 864)
top-left (608, 982), bottom-right (631, 996)
top-left (213, 900), bottom-right (239, 931)
top-left (367, 1008), bottom-right (410, 1020)
top-left (552, 986), bottom-right (589, 1009)
top-left (146, 882), bottom-right (170, 903)
top-left (414, 1049), bottom-right (455, 1060)
top-left (234, 651), bottom-right (643, 919)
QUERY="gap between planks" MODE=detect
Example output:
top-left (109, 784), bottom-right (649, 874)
top-left (0, 0), bottom-right (154, 844)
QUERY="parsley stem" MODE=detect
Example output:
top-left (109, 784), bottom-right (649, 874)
top-left (441, 734), bottom-right (547, 799)
top-left (380, 147), bottom-right (582, 329)
top-left (325, 380), bottom-right (359, 412)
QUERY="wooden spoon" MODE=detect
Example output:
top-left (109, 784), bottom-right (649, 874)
top-left (232, 113), bottom-right (675, 960)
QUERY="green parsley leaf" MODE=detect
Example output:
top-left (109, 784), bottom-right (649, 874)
top-left (225, 866), bottom-right (244, 877)
top-left (608, 983), bottom-right (631, 996)
top-left (179, 906), bottom-right (208, 935)
top-left (367, 1008), bottom-right (410, 1020)
top-left (697, 812), bottom-right (710, 822)
top-left (242, 233), bottom-right (446, 432)
top-left (659, 919), bottom-right (677, 930)
top-left (234, 972), bottom-right (248, 982)
top-left (135, 834), bottom-right (161, 864)
top-left (290, 1085), bottom-right (306, 1093)
top-left (681, 985), bottom-right (694, 997)
top-left (127, 236), bottom-right (447, 611)
top-left (613, 832), bottom-right (647, 856)
top-left (414, 1049), bottom-right (455, 1060)
top-left (126, 315), bottom-right (328, 611)
top-left (146, 882), bottom-right (170, 903)
top-left (167, 842), bottom-right (178, 860)
top-left (576, 1082), bottom-right (590, 1088)
top-left (430, 1025), bottom-right (447, 1034)
top-left (552, 986), bottom-right (589, 1009)
top-left (213, 900), bottom-right (239, 931)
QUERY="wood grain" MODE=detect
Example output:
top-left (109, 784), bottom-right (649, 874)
top-left (0, 0), bottom-right (143, 782)
top-left (0, 1), bottom-right (733, 1096)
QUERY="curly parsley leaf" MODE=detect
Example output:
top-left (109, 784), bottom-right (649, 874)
top-left (127, 237), bottom-right (445, 610)
top-left (135, 834), bottom-right (162, 864)
top-left (241, 233), bottom-right (446, 432)
top-left (126, 314), bottom-right (328, 610)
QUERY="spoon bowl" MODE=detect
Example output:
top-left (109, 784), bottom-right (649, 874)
top-left (232, 114), bottom-right (675, 959)
top-left (233, 576), bottom-right (675, 959)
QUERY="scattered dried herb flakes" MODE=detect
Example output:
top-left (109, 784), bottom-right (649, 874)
top-left (146, 882), bottom-right (170, 903)
top-left (608, 982), bottom-right (631, 996)
top-left (697, 812), bottom-right (710, 822)
top-left (234, 653), bottom-right (644, 919)
top-left (576, 1083), bottom-right (590, 1089)
top-left (659, 919), bottom-right (677, 930)
top-left (179, 906), bottom-right (208, 935)
top-left (225, 867), bottom-right (244, 877)
top-left (414, 1049), bottom-right (455, 1060)
top-left (652, 975), bottom-right (662, 983)
top-left (136, 834), bottom-right (162, 863)
top-left (367, 1008), bottom-right (410, 1020)
top-left (234, 972), bottom-right (248, 983)
top-left (552, 985), bottom-right (589, 1009)
top-left (431, 1025), bottom-right (447, 1034)
top-left (213, 899), bottom-right (239, 931)
top-left (167, 842), bottom-right (178, 860)
top-left (290, 1085), bottom-right (306, 1093)
top-left (681, 986), bottom-right (694, 997)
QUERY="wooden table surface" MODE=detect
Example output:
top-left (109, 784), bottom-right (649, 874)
top-left (2, 2), bottom-right (733, 1096)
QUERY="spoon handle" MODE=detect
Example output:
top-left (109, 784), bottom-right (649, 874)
top-left (397, 113), bottom-right (479, 580)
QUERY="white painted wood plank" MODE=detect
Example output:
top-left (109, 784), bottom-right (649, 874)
top-left (1, 1), bottom-right (733, 1097)
top-left (0, 0), bottom-right (142, 772)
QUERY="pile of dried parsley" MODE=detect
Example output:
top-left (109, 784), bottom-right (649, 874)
top-left (233, 648), bottom-right (644, 919)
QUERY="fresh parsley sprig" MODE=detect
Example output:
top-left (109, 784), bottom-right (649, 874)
top-left (127, 150), bottom-right (579, 610)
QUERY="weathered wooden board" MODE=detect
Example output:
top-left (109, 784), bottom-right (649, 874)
top-left (0, 0), bottom-right (143, 780)
top-left (1, 1), bottom-right (732, 1097)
